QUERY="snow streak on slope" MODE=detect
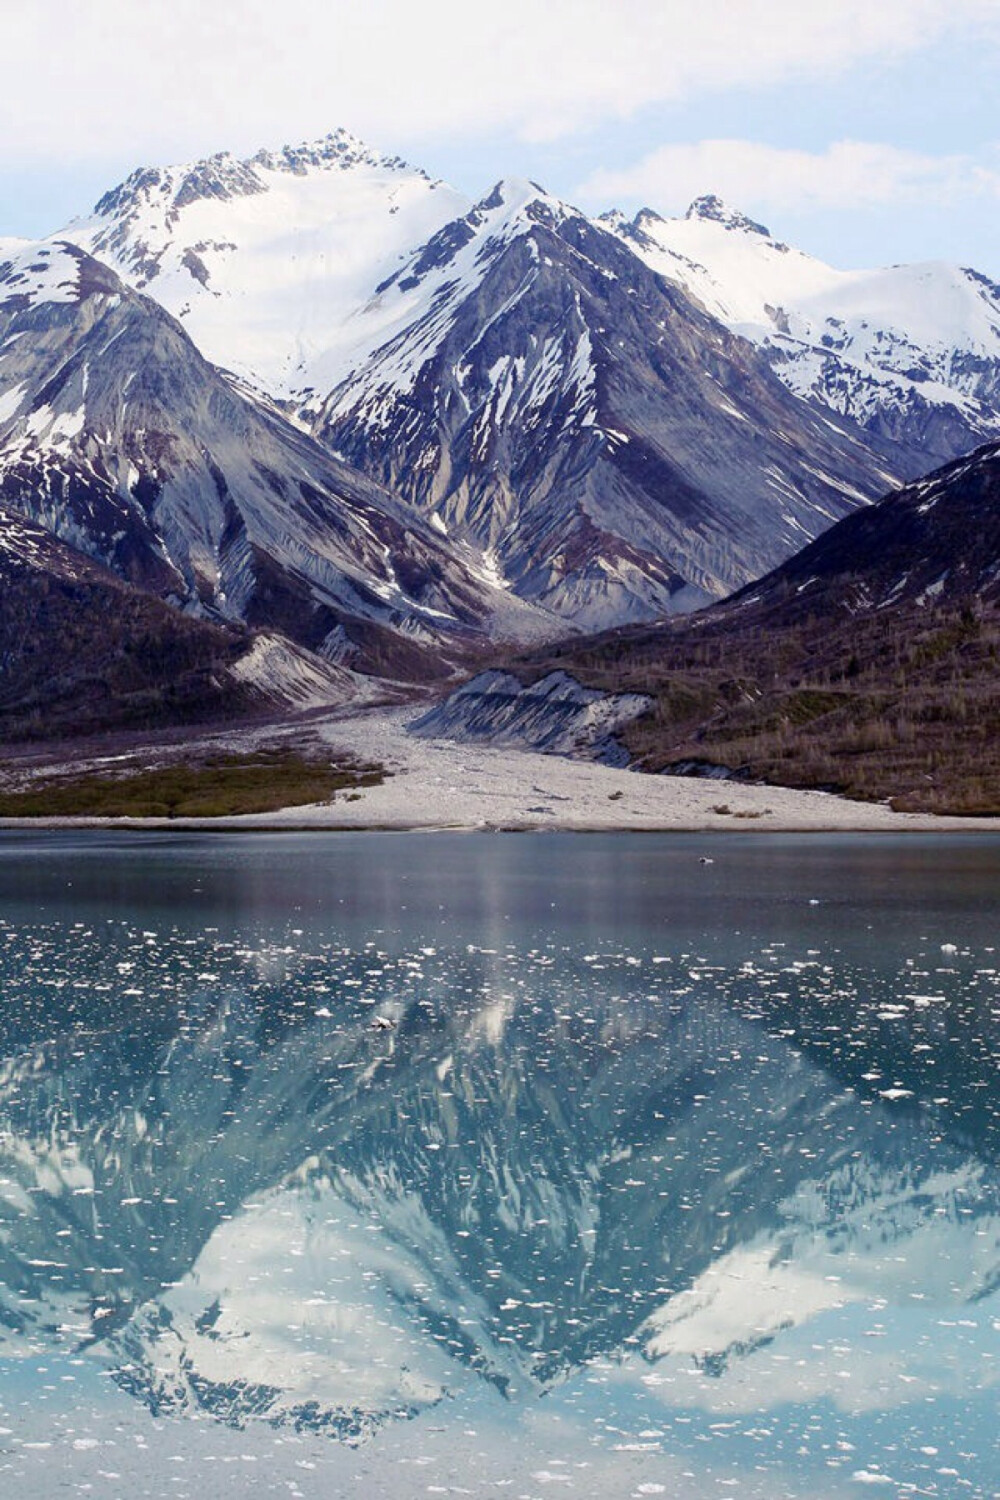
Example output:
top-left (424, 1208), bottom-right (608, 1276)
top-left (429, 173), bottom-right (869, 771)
top-left (67, 130), bottom-right (471, 399)
top-left (604, 197), bottom-right (1000, 471)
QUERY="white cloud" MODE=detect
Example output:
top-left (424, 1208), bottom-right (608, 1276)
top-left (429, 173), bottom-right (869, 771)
top-left (575, 138), bottom-right (1000, 214)
top-left (1, 0), bottom-right (998, 165)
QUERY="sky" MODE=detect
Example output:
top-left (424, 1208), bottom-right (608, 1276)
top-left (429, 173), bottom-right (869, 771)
top-left (1, 0), bottom-right (999, 275)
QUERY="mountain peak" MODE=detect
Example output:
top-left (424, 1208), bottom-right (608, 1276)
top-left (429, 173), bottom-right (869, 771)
top-left (248, 127), bottom-right (425, 182)
top-left (685, 195), bottom-right (771, 237)
top-left (476, 177), bottom-right (555, 214)
top-left (91, 129), bottom-right (425, 222)
top-left (467, 178), bottom-right (576, 242)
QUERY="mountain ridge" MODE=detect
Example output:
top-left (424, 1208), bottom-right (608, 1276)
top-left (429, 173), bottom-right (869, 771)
top-left (17, 142), bottom-right (910, 635)
top-left (604, 197), bottom-right (1000, 472)
top-left (65, 129), bottom-right (1000, 485)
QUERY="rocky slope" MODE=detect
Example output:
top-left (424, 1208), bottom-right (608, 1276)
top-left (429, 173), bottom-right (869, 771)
top-left (409, 667), bottom-right (651, 764)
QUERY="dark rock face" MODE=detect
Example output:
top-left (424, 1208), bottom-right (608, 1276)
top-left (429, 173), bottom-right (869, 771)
top-left (685, 195), bottom-right (773, 238)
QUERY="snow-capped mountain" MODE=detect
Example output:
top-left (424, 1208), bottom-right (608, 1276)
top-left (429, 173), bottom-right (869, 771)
top-left (604, 197), bottom-right (1000, 472)
top-left (10, 127), bottom-right (997, 660)
top-left (68, 128), bottom-right (470, 400)
top-left (0, 238), bottom-right (537, 678)
top-left (308, 177), bottom-right (901, 625)
top-left (59, 138), bottom-right (904, 629)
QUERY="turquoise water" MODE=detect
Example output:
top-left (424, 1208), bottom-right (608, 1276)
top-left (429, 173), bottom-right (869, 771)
top-left (0, 831), bottom-right (998, 1497)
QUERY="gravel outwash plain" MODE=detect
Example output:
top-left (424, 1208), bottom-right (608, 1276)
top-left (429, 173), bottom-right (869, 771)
top-left (3, 704), bottom-right (999, 832)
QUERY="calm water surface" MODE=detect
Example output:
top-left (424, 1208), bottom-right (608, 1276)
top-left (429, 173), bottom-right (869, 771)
top-left (0, 831), bottom-right (998, 1498)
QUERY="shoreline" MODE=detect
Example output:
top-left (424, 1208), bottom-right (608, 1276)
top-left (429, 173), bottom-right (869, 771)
top-left (3, 821), bottom-right (1000, 834)
top-left (2, 704), bottom-right (999, 836)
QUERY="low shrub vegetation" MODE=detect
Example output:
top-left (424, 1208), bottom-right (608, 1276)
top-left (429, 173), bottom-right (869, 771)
top-left (501, 597), bottom-right (1000, 815)
top-left (0, 749), bottom-right (385, 819)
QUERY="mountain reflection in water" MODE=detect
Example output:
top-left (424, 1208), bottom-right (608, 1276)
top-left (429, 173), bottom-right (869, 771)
top-left (0, 832), bottom-right (998, 1494)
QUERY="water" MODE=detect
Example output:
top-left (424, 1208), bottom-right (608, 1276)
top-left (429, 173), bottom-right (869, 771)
top-left (0, 830), bottom-right (998, 1498)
